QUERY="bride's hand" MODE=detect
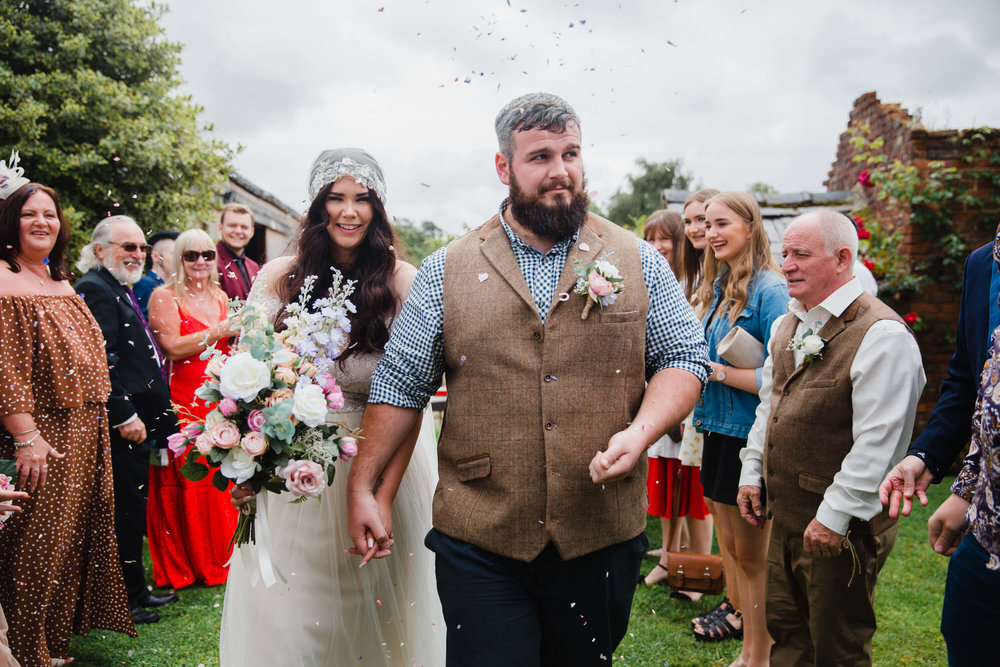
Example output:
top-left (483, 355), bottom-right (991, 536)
top-left (230, 483), bottom-right (256, 511)
top-left (377, 497), bottom-right (395, 549)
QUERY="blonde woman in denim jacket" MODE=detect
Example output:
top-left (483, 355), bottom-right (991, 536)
top-left (690, 192), bottom-right (788, 667)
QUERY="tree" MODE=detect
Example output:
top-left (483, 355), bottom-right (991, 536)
top-left (602, 158), bottom-right (693, 230)
top-left (0, 0), bottom-right (232, 256)
top-left (393, 218), bottom-right (453, 265)
top-left (747, 181), bottom-right (779, 195)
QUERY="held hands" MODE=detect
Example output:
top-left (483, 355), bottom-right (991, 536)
top-left (737, 485), bottom-right (767, 528)
top-left (14, 435), bottom-right (65, 492)
top-left (118, 417), bottom-right (147, 444)
top-left (346, 488), bottom-right (394, 566)
top-left (230, 482), bottom-right (255, 510)
top-left (0, 487), bottom-right (30, 515)
top-left (878, 455), bottom-right (933, 519)
top-left (589, 428), bottom-right (645, 484)
top-left (803, 518), bottom-right (845, 558)
top-left (927, 493), bottom-right (970, 556)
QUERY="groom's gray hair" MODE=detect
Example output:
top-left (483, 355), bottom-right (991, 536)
top-left (495, 92), bottom-right (580, 159)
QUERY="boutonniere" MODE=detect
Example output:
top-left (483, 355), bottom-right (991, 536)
top-left (786, 319), bottom-right (826, 364)
top-left (573, 254), bottom-right (626, 320)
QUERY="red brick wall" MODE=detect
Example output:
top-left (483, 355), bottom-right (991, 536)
top-left (826, 92), bottom-right (1000, 432)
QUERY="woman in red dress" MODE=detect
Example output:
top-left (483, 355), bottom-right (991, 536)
top-left (147, 229), bottom-right (240, 588)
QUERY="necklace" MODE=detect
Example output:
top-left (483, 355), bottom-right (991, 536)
top-left (17, 256), bottom-right (50, 283)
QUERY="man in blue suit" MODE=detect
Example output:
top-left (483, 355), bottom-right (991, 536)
top-left (879, 233), bottom-right (998, 517)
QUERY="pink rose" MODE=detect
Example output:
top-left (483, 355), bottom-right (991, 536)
top-left (205, 355), bottom-right (225, 380)
top-left (265, 388), bottom-right (294, 407)
top-left (326, 385), bottom-right (344, 410)
top-left (298, 362), bottom-right (318, 378)
top-left (208, 421), bottom-right (241, 449)
top-left (240, 431), bottom-right (268, 456)
top-left (588, 272), bottom-right (614, 298)
top-left (194, 432), bottom-right (214, 456)
top-left (181, 422), bottom-right (203, 439)
top-left (320, 375), bottom-right (338, 393)
top-left (166, 432), bottom-right (189, 456)
top-left (218, 397), bottom-right (238, 417)
top-left (274, 366), bottom-right (297, 385)
top-left (339, 436), bottom-right (358, 459)
top-left (275, 460), bottom-right (326, 498)
top-left (247, 409), bottom-right (266, 432)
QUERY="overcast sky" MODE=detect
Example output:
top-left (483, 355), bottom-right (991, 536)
top-left (158, 0), bottom-right (1000, 234)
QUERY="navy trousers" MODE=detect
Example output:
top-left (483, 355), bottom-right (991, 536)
top-left (941, 533), bottom-right (1000, 666)
top-left (425, 528), bottom-right (646, 667)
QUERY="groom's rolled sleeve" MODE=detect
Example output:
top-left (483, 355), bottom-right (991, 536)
top-left (638, 240), bottom-right (711, 382)
top-left (369, 247), bottom-right (448, 409)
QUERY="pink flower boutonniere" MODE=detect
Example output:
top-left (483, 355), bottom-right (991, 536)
top-left (573, 255), bottom-right (626, 320)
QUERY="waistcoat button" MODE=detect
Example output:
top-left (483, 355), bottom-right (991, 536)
top-left (545, 422), bottom-right (553, 430)
top-left (533, 331), bottom-right (541, 339)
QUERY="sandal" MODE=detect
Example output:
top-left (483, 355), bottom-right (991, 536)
top-left (691, 597), bottom-right (734, 627)
top-left (640, 562), bottom-right (670, 587)
top-left (693, 610), bottom-right (743, 643)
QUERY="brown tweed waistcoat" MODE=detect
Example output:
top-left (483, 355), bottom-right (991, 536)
top-left (436, 212), bottom-right (650, 561)
top-left (763, 292), bottom-right (901, 536)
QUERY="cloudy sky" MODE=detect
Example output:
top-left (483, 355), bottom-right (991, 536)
top-left (158, 0), bottom-right (1000, 234)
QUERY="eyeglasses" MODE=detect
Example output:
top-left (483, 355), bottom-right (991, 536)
top-left (107, 241), bottom-right (152, 254)
top-left (182, 250), bottom-right (217, 262)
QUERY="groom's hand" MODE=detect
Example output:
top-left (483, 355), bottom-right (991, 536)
top-left (347, 489), bottom-right (393, 565)
top-left (589, 428), bottom-right (645, 484)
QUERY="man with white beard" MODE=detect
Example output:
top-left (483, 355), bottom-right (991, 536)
top-left (75, 216), bottom-right (178, 625)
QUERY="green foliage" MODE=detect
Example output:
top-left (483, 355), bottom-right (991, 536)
top-left (393, 218), bottom-right (453, 265)
top-left (604, 158), bottom-right (693, 230)
top-left (746, 181), bottom-right (779, 195)
top-left (0, 0), bottom-right (233, 262)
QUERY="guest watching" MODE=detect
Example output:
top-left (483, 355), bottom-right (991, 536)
top-left (147, 229), bottom-right (239, 590)
top-left (0, 152), bottom-right (137, 667)
top-left (690, 191), bottom-right (789, 666)
top-left (75, 216), bottom-right (179, 625)
top-left (216, 203), bottom-right (259, 301)
top-left (133, 229), bottom-right (179, 318)
top-left (641, 210), bottom-right (714, 599)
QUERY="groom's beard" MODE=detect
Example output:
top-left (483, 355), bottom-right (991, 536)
top-left (509, 173), bottom-right (590, 242)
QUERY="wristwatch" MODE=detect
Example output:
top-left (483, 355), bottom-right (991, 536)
top-left (714, 368), bottom-right (727, 382)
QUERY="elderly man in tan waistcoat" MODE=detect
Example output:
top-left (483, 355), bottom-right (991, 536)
top-left (347, 92), bottom-right (711, 666)
top-left (736, 210), bottom-right (925, 666)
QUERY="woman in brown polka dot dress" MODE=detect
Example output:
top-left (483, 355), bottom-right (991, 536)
top-left (0, 178), bottom-right (137, 667)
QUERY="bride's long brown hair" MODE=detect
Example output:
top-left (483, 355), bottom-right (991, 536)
top-left (273, 182), bottom-right (399, 363)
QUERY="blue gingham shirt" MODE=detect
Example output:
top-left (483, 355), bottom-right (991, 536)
top-left (371, 201), bottom-right (711, 408)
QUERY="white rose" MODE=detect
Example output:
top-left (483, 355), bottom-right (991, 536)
top-left (595, 259), bottom-right (621, 279)
top-left (203, 408), bottom-right (226, 431)
top-left (292, 380), bottom-right (328, 428)
top-left (218, 352), bottom-right (271, 401)
top-left (801, 334), bottom-right (824, 356)
top-left (219, 447), bottom-right (260, 484)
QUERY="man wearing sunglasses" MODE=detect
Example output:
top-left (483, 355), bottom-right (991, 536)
top-left (74, 216), bottom-right (179, 625)
top-left (216, 203), bottom-right (259, 301)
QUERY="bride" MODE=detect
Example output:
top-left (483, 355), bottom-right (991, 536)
top-left (219, 148), bottom-right (445, 666)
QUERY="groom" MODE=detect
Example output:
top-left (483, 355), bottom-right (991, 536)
top-left (348, 92), bottom-right (710, 665)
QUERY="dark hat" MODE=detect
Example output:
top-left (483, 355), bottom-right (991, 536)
top-left (147, 229), bottom-right (180, 246)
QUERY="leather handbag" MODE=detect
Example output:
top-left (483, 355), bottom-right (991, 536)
top-left (665, 552), bottom-right (725, 596)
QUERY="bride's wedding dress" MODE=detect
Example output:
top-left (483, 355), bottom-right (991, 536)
top-left (219, 274), bottom-right (445, 666)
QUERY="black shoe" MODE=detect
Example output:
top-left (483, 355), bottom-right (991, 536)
top-left (131, 606), bottom-right (160, 624)
top-left (135, 591), bottom-right (179, 608)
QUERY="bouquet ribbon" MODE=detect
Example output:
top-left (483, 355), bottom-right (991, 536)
top-left (232, 493), bottom-right (287, 588)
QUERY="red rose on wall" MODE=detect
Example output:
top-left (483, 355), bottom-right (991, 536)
top-left (864, 259), bottom-right (875, 272)
top-left (857, 226), bottom-right (871, 240)
top-left (904, 312), bottom-right (919, 326)
top-left (858, 170), bottom-right (873, 187)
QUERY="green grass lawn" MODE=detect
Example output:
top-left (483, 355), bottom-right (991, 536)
top-left (71, 481), bottom-right (954, 665)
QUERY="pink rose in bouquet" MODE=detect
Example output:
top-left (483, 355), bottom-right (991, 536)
top-left (241, 431), bottom-right (268, 456)
top-left (205, 354), bottom-right (225, 380)
top-left (166, 432), bottom-right (189, 456)
top-left (195, 432), bottom-right (214, 456)
top-left (265, 388), bottom-right (294, 407)
top-left (182, 422), bottom-right (203, 439)
top-left (299, 361), bottom-right (319, 379)
top-left (218, 397), bottom-right (239, 417)
top-left (274, 366), bottom-right (297, 385)
top-left (339, 436), bottom-right (358, 459)
top-left (246, 409), bottom-right (266, 432)
top-left (209, 421), bottom-right (242, 449)
top-left (275, 460), bottom-right (326, 498)
top-left (588, 272), bottom-right (614, 298)
top-left (326, 385), bottom-right (344, 410)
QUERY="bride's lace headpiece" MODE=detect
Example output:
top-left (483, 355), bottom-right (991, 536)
top-left (308, 148), bottom-right (387, 205)
top-left (0, 150), bottom-right (31, 200)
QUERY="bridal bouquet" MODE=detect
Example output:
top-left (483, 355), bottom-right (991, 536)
top-left (171, 270), bottom-right (359, 551)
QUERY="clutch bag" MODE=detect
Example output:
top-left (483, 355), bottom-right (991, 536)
top-left (717, 326), bottom-right (765, 369)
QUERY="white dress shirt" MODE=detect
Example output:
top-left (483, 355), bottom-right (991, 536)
top-left (739, 278), bottom-right (926, 534)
